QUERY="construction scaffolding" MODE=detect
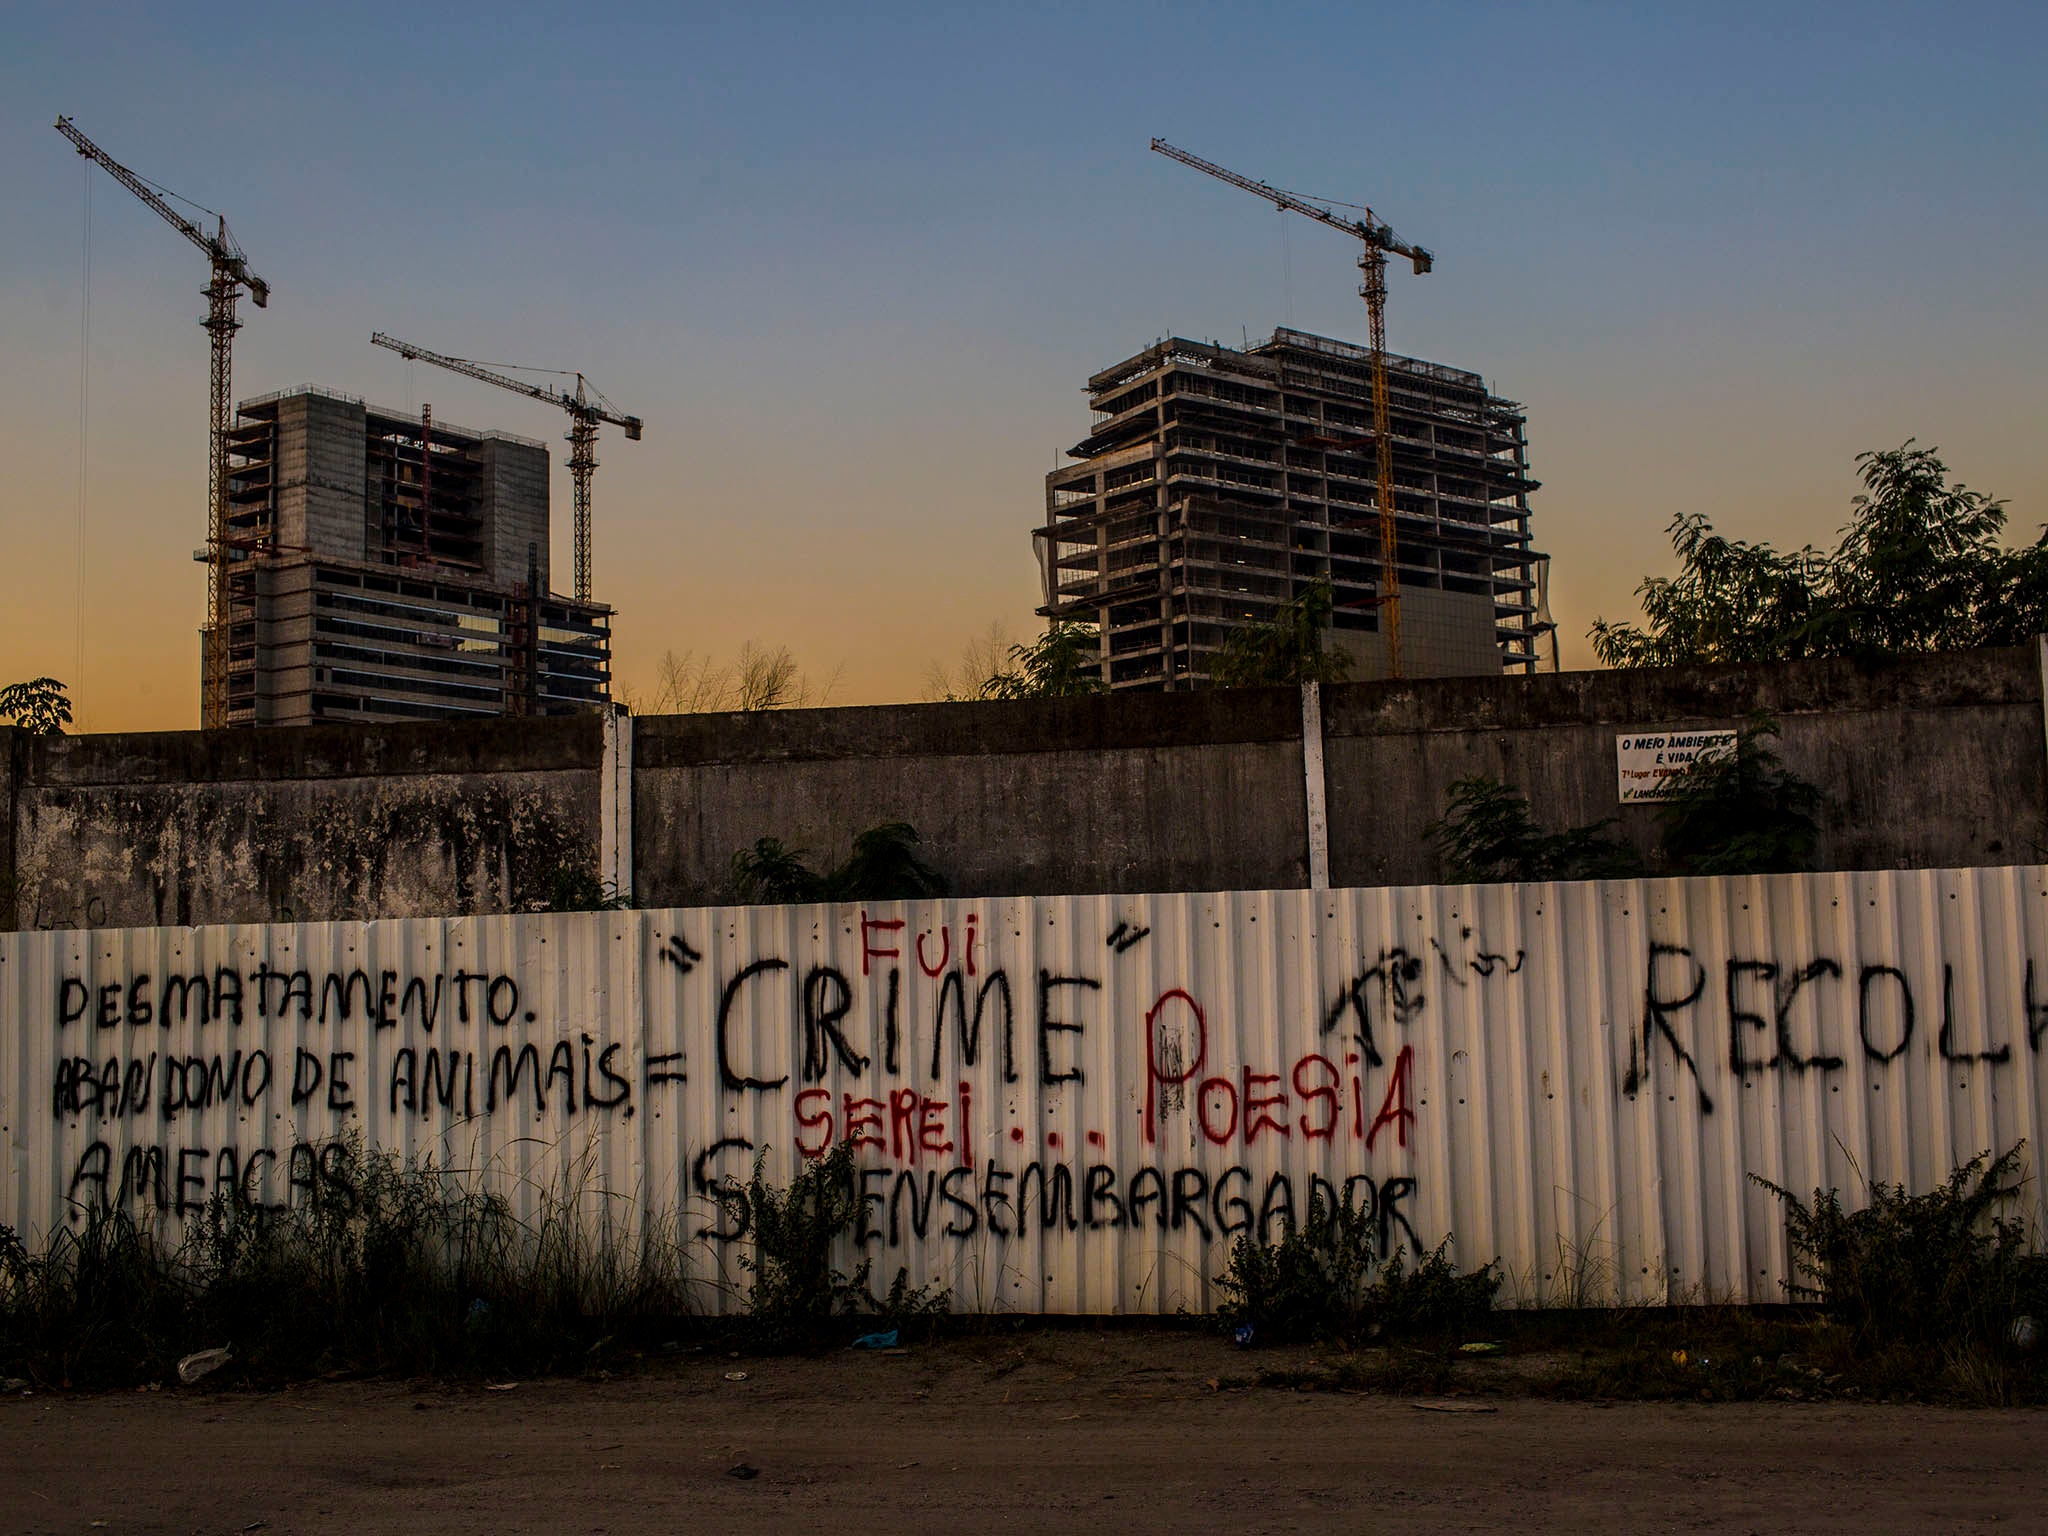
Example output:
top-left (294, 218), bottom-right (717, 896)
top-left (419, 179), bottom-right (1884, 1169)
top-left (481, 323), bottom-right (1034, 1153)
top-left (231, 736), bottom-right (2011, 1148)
top-left (1036, 327), bottom-right (1550, 688)
top-left (212, 387), bottom-right (610, 726)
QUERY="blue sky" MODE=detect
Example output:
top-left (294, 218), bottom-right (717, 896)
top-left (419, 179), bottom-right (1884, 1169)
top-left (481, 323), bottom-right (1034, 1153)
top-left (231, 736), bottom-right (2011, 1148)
top-left (4, 2), bottom-right (2044, 726)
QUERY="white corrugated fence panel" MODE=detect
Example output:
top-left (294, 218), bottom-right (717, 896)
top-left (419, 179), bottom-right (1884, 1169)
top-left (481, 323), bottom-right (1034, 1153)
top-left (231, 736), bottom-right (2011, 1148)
top-left (7, 866), bottom-right (2048, 1312)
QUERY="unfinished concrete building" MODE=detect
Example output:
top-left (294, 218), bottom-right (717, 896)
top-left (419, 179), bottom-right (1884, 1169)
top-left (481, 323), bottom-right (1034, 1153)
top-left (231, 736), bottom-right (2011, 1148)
top-left (213, 387), bottom-right (611, 725)
top-left (1036, 327), bottom-right (1549, 688)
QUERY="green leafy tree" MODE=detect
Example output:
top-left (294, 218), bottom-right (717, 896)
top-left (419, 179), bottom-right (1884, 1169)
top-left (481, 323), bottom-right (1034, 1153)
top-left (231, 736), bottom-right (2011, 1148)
top-left (1819, 445), bottom-right (2040, 654)
top-left (1655, 715), bottom-right (1825, 876)
top-left (0, 678), bottom-right (72, 736)
top-left (1592, 443), bottom-right (2045, 667)
top-left (979, 623), bottom-right (1106, 700)
top-left (1209, 579), bottom-right (1354, 688)
top-left (1425, 777), bottom-right (1642, 883)
top-left (1588, 513), bottom-right (1823, 668)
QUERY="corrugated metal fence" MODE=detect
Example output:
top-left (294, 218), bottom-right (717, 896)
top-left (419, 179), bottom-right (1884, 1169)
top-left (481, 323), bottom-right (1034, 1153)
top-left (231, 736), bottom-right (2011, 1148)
top-left (8, 866), bottom-right (2048, 1311)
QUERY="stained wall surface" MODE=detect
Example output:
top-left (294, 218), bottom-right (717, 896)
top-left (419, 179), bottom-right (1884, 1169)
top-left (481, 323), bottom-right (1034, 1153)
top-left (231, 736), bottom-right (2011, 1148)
top-left (7, 868), bottom-right (2047, 1313)
top-left (630, 690), bottom-right (1310, 906)
top-left (634, 646), bottom-right (2047, 902)
top-left (6, 717), bottom-right (601, 930)
top-left (1322, 647), bottom-right (2045, 887)
top-left (5, 646), bottom-right (2043, 929)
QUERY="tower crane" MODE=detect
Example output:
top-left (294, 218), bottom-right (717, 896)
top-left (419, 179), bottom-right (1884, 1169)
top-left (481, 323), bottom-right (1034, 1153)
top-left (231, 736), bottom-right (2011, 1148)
top-left (56, 116), bottom-right (269, 729)
top-left (369, 332), bottom-right (642, 602)
top-left (1150, 138), bottom-right (1431, 678)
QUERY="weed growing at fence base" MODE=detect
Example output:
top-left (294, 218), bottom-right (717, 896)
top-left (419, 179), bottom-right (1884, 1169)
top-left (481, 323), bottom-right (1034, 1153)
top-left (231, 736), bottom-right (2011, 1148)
top-left (0, 1137), bottom-right (698, 1390)
top-left (1213, 1150), bottom-right (2048, 1404)
top-left (8, 1144), bottom-right (2048, 1405)
top-left (0, 1205), bottom-right (186, 1388)
top-left (717, 1141), bottom-right (947, 1350)
top-left (1744, 1143), bottom-right (2048, 1404)
top-left (1754, 1144), bottom-right (2048, 1351)
top-left (1215, 1188), bottom-right (1500, 1346)
top-left (1248, 1304), bottom-right (2048, 1407)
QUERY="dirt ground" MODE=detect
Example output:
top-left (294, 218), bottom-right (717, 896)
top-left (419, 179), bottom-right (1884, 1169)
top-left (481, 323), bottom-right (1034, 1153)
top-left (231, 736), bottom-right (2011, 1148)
top-left (4, 1331), bottom-right (2042, 1535)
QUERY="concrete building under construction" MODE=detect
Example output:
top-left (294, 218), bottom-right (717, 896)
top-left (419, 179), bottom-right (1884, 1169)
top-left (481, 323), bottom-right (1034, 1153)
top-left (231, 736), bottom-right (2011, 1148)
top-left (212, 387), bottom-right (611, 725)
top-left (1036, 327), bottom-right (1550, 688)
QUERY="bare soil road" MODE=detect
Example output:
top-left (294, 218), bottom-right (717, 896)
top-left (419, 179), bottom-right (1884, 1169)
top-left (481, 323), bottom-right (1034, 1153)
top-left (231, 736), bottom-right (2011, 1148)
top-left (3, 1332), bottom-right (2040, 1535)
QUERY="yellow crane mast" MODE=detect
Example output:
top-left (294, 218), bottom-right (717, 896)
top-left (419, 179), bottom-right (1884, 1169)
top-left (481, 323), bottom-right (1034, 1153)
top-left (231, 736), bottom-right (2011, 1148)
top-left (56, 116), bottom-right (270, 728)
top-left (1150, 137), bottom-right (1432, 678)
top-left (369, 332), bottom-right (642, 602)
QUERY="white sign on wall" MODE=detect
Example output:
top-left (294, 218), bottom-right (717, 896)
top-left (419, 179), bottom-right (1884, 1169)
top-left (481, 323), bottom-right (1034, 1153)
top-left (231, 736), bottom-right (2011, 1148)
top-left (1615, 727), bottom-right (1736, 803)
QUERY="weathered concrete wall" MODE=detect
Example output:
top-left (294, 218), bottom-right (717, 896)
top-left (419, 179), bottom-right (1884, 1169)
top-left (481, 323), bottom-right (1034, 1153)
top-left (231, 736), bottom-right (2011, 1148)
top-left (632, 691), bottom-right (1308, 905)
top-left (7, 648), bottom-right (2043, 928)
top-left (634, 649), bottom-right (2046, 904)
top-left (1324, 647), bottom-right (2047, 887)
top-left (11, 717), bottom-right (600, 929)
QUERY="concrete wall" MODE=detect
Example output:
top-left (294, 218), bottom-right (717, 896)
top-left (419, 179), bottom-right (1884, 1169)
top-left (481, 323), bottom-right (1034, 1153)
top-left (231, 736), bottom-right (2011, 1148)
top-left (6, 646), bottom-right (2043, 929)
top-left (638, 646), bottom-right (2047, 902)
top-left (277, 391), bottom-right (371, 560)
top-left (1324, 646), bottom-right (2047, 887)
top-left (5, 716), bottom-right (600, 930)
top-left (632, 690), bottom-right (1310, 907)
top-left (480, 436), bottom-right (551, 591)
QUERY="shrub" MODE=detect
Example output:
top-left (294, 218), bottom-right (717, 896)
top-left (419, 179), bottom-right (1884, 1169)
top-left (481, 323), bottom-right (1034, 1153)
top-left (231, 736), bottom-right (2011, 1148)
top-left (1215, 1191), bottom-right (1498, 1345)
top-left (1216, 1189), bottom-right (1378, 1343)
top-left (979, 623), bottom-right (1106, 700)
top-left (717, 1142), bottom-right (946, 1349)
top-left (542, 864), bottom-right (629, 911)
top-left (1754, 1144), bottom-right (2047, 1351)
top-left (1373, 1238), bottom-right (1503, 1335)
top-left (720, 1142), bottom-right (868, 1346)
top-left (1209, 579), bottom-right (1353, 688)
top-left (1425, 776), bottom-right (1643, 883)
top-left (828, 822), bottom-right (947, 901)
top-left (0, 1206), bottom-right (185, 1387)
top-left (729, 836), bottom-right (828, 903)
top-left (728, 822), bottom-right (948, 904)
top-left (1657, 713), bottom-right (1825, 876)
top-left (181, 1139), bottom-right (520, 1376)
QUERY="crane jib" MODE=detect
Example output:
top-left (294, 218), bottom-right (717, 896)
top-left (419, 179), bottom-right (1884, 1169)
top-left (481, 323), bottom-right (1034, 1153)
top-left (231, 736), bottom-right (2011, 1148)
top-left (55, 114), bottom-right (267, 728)
top-left (1149, 134), bottom-right (1431, 679)
top-left (368, 330), bottom-right (643, 602)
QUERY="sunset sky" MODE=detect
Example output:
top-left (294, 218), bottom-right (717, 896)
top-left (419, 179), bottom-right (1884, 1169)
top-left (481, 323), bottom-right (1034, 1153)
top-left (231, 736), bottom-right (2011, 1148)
top-left (3, 2), bottom-right (2044, 731)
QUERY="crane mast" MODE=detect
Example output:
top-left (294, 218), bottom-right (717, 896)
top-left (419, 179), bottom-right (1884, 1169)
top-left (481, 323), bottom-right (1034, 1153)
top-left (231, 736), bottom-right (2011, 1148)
top-left (1150, 137), bottom-right (1431, 678)
top-left (57, 116), bottom-right (269, 729)
top-left (369, 331), bottom-right (642, 602)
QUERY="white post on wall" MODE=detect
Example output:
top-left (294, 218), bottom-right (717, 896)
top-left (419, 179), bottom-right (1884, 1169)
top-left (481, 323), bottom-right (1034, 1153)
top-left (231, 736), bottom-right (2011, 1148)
top-left (1301, 681), bottom-right (1330, 892)
top-left (2038, 636), bottom-right (2048, 792)
top-left (600, 703), bottom-right (634, 905)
